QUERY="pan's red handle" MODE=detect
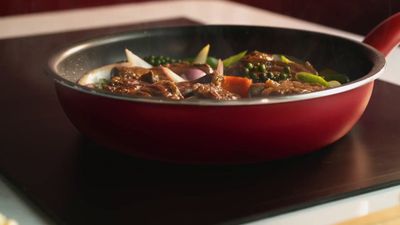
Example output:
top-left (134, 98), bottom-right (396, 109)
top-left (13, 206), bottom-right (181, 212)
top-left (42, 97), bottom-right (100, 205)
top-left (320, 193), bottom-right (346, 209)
top-left (363, 12), bottom-right (400, 56)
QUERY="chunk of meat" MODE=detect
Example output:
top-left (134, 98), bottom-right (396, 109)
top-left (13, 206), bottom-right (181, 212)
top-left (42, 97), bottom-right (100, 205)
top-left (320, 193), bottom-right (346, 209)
top-left (104, 79), bottom-right (184, 100)
top-left (113, 66), bottom-right (168, 82)
top-left (192, 83), bottom-right (239, 100)
top-left (241, 51), bottom-right (274, 63)
top-left (261, 80), bottom-right (326, 96)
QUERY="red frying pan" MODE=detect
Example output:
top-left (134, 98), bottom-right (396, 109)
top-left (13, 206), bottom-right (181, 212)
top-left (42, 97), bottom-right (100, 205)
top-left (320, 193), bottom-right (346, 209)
top-left (48, 13), bottom-right (400, 164)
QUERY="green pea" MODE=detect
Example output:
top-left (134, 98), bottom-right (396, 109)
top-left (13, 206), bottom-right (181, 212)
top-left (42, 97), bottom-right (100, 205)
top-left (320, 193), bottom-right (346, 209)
top-left (267, 72), bottom-right (274, 79)
top-left (244, 68), bottom-right (250, 74)
top-left (259, 64), bottom-right (266, 72)
top-left (279, 73), bottom-right (288, 80)
top-left (246, 63), bottom-right (254, 70)
top-left (250, 72), bottom-right (259, 81)
top-left (206, 56), bottom-right (218, 69)
top-left (260, 73), bottom-right (268, 82)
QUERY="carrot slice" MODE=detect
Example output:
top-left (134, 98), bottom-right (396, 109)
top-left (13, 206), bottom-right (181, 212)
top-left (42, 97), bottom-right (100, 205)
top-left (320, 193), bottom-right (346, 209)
top-left (222, 76), bottom-right (253, 97)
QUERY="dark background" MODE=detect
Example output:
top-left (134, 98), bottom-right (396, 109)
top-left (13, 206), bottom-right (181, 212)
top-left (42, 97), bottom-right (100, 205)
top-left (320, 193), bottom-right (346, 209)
top-left (1, 0), bottom-right (399, 35)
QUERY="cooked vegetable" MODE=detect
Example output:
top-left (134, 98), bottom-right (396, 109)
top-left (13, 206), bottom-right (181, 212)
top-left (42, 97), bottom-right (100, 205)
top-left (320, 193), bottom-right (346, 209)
top-left (223, 50), bottom-right (247, 67)
top-left (0, 213), bottom-right (18, 225)
top-left (78, 63), bottom-right (131, 86)
top-left (193, 44), bottom-right (210, 64)
top-left (320, 68), bottom-right (350, 84)
top-left (328, 80), bottom-right (342, 87)
top-left (248, 83), bottom-right (265, 97)
top-left (206, 56), bottom-right (218, 69)
top-left (222, 76), bottom-right (253, 97)
top-left (280, 55), bottom-right (294, 64)
top-left (144, 55), bottom-right (181, 66)
top-left (296, 72), bottom-right (329, 87)
top-left (215, 59), bottom-right (224, 75)
top-left (125, 49), bottom-right (152, 68)
top-left (182, 68), bottom-right (206, 81)
top-left (160, 66), bottom-right (186, 82)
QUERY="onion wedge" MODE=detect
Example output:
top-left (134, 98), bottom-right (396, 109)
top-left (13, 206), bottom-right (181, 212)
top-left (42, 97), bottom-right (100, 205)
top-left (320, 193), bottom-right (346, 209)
top-left (160, 66), bottom-right (186, 82)
top-left (125, 48), bottom-right (152, 68)
top-left (78, 62), bottom-right (131, 86)
top-left (193, 44), bottom-right (210, 64)
top-left (216, 59), bottom-right (224, 75)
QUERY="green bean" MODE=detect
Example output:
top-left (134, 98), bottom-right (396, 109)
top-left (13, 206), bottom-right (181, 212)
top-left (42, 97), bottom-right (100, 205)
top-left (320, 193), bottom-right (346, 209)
top-left (296, 72), bottom-right (329, 87)
top-left (281, 55), bottom-right (294, 64)
top-left (223, 50), bottom-right (247, 67)
top-left (328, 80), bottom-right (341, 87)
top-left (320, 68), bottom-right (350, 84)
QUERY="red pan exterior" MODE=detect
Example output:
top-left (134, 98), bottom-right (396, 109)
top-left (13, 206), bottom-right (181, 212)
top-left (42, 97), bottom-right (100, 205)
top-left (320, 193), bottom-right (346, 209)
top-left (55, 81), bottom-right (374, 164)
top-left (48, 13), bottom-right (400, 164)
top-left (364, 12), bottom-right (400, 56)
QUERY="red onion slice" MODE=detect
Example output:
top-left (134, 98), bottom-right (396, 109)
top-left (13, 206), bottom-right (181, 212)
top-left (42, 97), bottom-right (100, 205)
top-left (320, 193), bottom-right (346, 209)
top-left (182, 68), bottom-right (207, 81)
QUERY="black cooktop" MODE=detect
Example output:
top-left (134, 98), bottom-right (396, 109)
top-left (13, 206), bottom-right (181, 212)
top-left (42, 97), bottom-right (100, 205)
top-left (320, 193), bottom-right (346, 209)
top-left (1, 18), bottom-right (400, 225)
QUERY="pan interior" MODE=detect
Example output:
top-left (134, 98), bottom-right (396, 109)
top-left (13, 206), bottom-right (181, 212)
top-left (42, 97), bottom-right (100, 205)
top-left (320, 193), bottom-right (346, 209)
top-left (50, 25), bottom-right (385, 104)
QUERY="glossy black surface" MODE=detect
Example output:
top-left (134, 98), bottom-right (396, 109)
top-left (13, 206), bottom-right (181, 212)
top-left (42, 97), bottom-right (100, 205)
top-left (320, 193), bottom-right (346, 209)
top-left (1, 18), bottom-right (400, 225)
